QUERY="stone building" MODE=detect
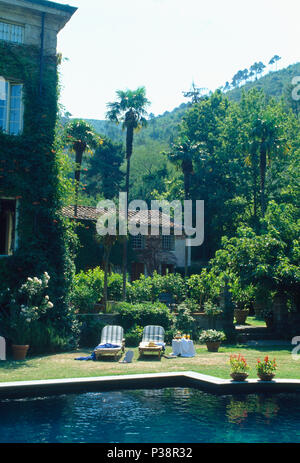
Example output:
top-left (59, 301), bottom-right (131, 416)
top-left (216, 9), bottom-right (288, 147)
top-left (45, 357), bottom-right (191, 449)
top-left (0, 0), bottom-right (76, 300)
top-left (62, 205), bottom-right (192, 279)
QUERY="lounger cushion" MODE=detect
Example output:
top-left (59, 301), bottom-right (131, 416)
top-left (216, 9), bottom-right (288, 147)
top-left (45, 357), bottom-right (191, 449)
top-left (142, 325), bottom-right (165, 343)
top-left (100, 325), bottom-right (124, 345)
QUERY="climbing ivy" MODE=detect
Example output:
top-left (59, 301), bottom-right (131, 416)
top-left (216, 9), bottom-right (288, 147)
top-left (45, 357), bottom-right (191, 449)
top-left (0, 41), bottom-right (78, 351)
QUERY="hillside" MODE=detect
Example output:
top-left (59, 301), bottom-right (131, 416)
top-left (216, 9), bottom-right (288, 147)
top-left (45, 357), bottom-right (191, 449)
top-left (227, 62), bottom-right (300, 102)
top-left (74, 62), bottom-right (300, 204)
top-left (84, 62), bottom-right (300, 148)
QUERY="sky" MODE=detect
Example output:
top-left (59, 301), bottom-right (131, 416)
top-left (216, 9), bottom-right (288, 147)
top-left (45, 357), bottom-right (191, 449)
top-left (56, 0), bottom-right (300, 120)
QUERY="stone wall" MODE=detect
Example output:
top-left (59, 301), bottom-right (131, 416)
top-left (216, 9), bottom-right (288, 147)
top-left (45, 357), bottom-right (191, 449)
top-left (0, 0), bottom-right (75, 55)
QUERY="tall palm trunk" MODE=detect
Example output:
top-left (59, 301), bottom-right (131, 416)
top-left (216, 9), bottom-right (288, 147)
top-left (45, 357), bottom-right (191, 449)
top-left (103, 244), bottom-right (112, 313)
top-left (74, 147), bottom-right (84, 217)
top-left (122, 119), bottom-right (134, 300)
top-left (183, 161), bottom-right (192, 278)
top-left (259, 146), bottom-right (267, 217)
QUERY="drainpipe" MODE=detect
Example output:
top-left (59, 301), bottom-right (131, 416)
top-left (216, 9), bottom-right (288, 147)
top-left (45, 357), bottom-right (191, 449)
top-left (39, 12), bottom-right (45, 96)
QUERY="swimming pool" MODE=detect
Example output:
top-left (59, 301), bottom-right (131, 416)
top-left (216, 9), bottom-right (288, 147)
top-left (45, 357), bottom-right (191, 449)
top-left (0, 387), bottom-right (300, 443)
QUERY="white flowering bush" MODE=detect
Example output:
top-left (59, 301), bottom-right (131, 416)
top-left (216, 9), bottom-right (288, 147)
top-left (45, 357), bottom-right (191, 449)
top-left (0, 272), bottom-right (54, 345)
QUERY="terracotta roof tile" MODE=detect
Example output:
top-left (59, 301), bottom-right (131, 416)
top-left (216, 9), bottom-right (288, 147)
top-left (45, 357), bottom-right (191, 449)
top-left (61, 205), bottom-right (184, 232)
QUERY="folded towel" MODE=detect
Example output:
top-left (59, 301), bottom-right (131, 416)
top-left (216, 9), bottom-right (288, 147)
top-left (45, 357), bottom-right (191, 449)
top-left (96, 343), bottom-right (121, 349)
top-left (75, 343), bottom-right (121, 361)
top-left (139, 341), bottom-right (165, 351)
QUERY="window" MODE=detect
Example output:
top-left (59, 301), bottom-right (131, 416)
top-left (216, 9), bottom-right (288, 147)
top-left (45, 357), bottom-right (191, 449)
top-left (0, 21), bottom-right (24, 44)
top-left (0, 79), bottom-right (23, 135)
top-left (0, 199), bottom-right (17, 256)
top-left (132, 234), bottom-right (145, 249)
top-left (162, 235), bottom-right (175, 251)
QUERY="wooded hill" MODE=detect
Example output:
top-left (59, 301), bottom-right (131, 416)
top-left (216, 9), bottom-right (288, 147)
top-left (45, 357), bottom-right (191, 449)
top-left (77, 62), bottom-right (300, 203)
top-left (85, 62), bottom-right (300, 149)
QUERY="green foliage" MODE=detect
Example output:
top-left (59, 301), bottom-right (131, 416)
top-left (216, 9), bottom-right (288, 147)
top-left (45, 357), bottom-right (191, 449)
top-left (124, 325), bottom-right (144, 347)
top-left (127, 272), bottom-right (186, 304)
top-left (0, 272), bottom-right (53, 344)
top-left (203, 301), bottom-right (223, 317)
top-left (164, 328), bottom-right (177, 344)
top-left (106, 87), bottom-right (150, 130)
top-left (127, 275), bottom-right (153, 303)
top-left (78, 316), bottom-right (106, 348)
top-left (84, 135), bottom-right (124, 200)
top-left (151, 272), bottom-right (186, 303)
top-left (0, 42), bottom-right (78, 350)
top-left (71, 267), bottom-right (104, 313)
top-left (174, 303), bottom-right (195, 335)
top-left (182, 298), bottom-right (201, 313)
top-left (210, 201), bottom-right (300, 300)
top-left (115, 302), bottom-right (175, 331)
top-left (107, 272), bottom-right (123, 301)
top-left (229, 279), bottom-right (255, 309)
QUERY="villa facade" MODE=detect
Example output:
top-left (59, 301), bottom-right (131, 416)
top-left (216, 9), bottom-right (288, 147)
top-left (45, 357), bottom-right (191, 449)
top-left (0, 0), bottom-right (76, 296)
top-left (62, 205), bottom-right (192, 279)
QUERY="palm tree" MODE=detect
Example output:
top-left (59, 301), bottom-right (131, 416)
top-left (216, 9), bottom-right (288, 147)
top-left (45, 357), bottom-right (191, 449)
top-left (165, 136), bottom-right (201, 276)
top-left (106, 87), bottom-right (150, 299)
top-left (65, 120), bottom-right (99, 216)
top-left (251, 112), bottom-right (283, 217)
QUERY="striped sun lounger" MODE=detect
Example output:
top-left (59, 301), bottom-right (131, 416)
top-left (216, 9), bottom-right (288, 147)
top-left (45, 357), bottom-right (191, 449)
top-left (139, 325), bottom-right (165, 359)
top-left (95, 325), bottom-right (125, 360)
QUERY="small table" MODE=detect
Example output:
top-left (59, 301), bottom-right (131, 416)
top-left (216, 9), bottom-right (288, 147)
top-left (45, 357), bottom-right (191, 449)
top-left (171, 338), bottom-right (195, 357)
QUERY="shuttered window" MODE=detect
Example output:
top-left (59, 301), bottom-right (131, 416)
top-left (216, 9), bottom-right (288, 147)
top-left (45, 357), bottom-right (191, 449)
top-left (0, 21), bottom-right (24, 44)
top-left (0, 79), bottom-right (23, 135)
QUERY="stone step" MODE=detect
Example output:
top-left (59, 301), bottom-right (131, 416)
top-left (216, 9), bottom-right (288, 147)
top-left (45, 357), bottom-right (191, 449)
top-left (235, 325), bottom-right (277, 342)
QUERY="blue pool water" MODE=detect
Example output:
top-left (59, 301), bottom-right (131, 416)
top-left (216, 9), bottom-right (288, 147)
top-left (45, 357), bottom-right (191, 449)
top-left (0, 388), bottom-right (300, 443)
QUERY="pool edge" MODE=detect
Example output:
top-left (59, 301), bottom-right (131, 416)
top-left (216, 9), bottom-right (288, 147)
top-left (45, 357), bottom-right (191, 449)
top-left (1, 371), bottom-right (300, 398)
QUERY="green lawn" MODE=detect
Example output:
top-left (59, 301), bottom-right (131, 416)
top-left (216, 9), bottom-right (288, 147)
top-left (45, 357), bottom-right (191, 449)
top-left (0, 343), bottom-right (297, 383)
top-left (245, 316), bottom-right (266, 327)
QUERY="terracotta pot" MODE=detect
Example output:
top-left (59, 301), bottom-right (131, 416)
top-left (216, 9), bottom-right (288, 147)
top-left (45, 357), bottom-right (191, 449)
top-left (234, 309), bottom-right (249, 325)
top-left (206, 341), bottom-right (221, 352)
top-left (12, 344), bottom-right (29, 361)
top-left (258, 373), bottom-right (275, 381)
top-left (230, 372), bottom-right (248, 382)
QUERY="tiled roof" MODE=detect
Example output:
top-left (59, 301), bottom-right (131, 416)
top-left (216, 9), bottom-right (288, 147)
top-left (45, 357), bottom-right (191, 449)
top-left (62, 205), bottom-right (184, 233)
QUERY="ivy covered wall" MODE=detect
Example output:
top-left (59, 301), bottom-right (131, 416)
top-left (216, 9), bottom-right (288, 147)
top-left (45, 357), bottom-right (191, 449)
top-left (0, 41), bottom-right (77, 349)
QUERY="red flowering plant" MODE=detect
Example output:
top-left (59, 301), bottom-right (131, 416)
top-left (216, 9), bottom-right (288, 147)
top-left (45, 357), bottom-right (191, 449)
top-left (230, 354), bottom-right (249, 374)
top-left (256, 356), bottom-right (277, 375)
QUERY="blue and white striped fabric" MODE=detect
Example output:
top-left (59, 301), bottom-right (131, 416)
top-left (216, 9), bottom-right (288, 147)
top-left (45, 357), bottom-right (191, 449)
top-left (75, 325), bottom-right (124, 361)
top-left (100, 325), bottom-right (124, 346)
top-left (142, 325), bottom-right (165, 347)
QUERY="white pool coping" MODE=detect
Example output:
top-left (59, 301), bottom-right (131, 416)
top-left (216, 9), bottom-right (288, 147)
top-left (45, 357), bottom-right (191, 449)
top-left (1, 371), bottom-right (300, 398)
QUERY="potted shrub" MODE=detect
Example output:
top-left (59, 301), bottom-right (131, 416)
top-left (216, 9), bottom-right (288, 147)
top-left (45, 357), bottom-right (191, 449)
top-left (229, 354), bottom-right (249, 381)
top-left (199, 329), bottom-right (226, 352)
top-left (256, 356), bottom-right (277, 381)
top-left (234, 306), bottom-right (250, 325)
top-left (0, 273), bottom-right (53, 360)
top-left (230, 281), bottom-right (254, 325)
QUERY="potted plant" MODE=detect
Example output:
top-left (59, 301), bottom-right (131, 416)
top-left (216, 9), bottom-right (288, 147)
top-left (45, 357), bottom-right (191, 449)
top-left (234, 306), bottom-right (250, 325)
top-left (0, 273), bottom-right (53, 360)
top-left (229, 354), bottom-right (249, 381)
top-left (199, 329), bottom-right (226, 352)
top-left (256, 356), bottom-right (277, 381)
top-left (230, 281), bottom-right (254, 325)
